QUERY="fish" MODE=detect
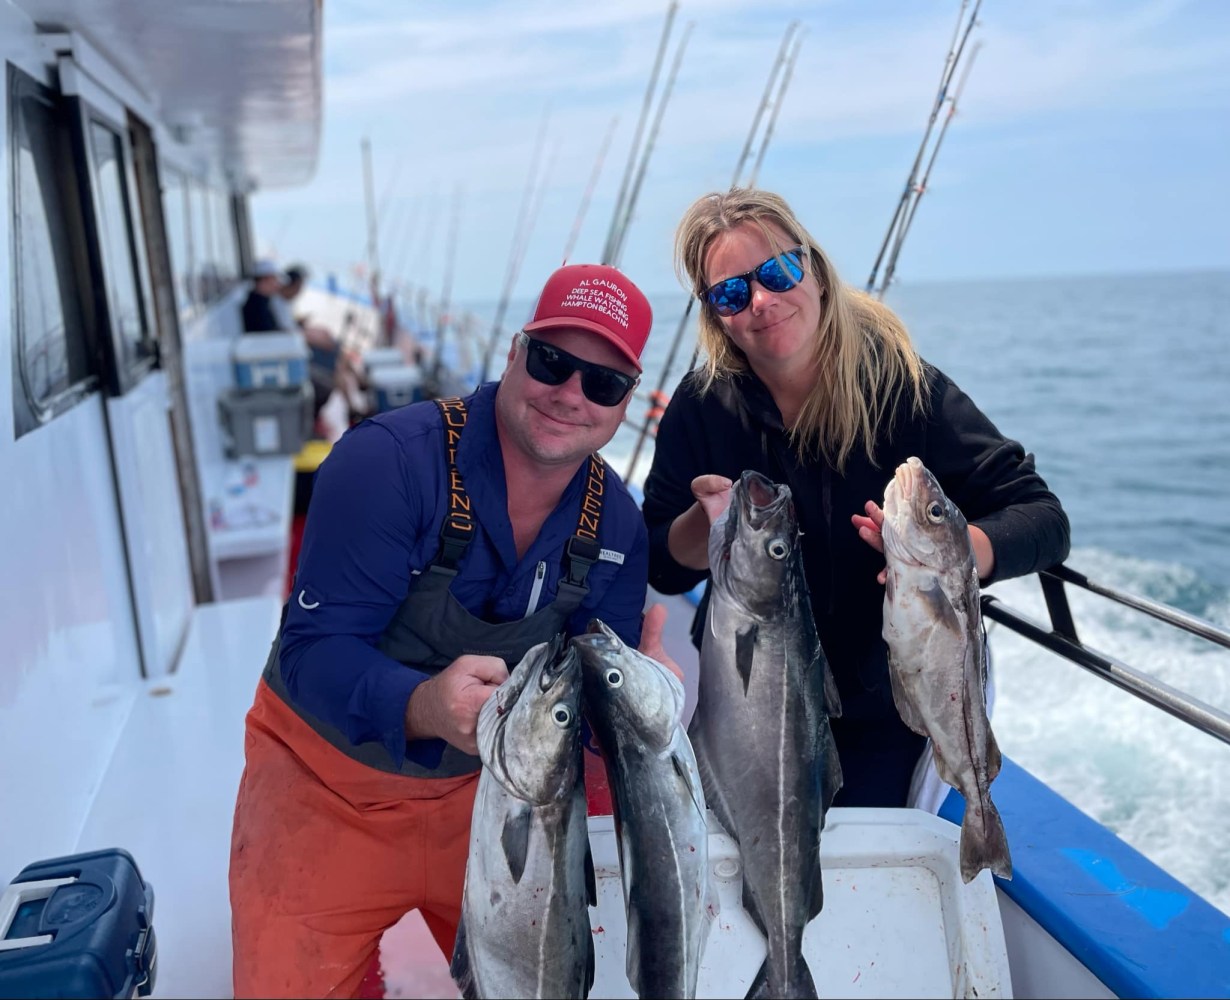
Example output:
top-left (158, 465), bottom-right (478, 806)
top-left (880, 455), bottom-right (1013, 884)
top-left (689, 470), bottom-right (843, 1000)
top-left (571, 620), bottom-right (714, 1000)
top-left (450, 635), bottom-right (596, 1000)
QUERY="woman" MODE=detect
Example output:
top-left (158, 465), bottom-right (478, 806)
top-left (642, 188), bottom-right (1070, 806)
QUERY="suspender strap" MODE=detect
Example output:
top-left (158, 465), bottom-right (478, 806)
top-left (433, 398), bottom-right (475, 570)
top-left (563, 453), bottom-right (606, 589)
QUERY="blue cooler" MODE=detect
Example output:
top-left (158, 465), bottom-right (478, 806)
top-left (0, 848), bottom-right (155, 999)
top-left (232, 332), bottom-right (309, 390)
top-left (370, 364), bottom-right (423, 412)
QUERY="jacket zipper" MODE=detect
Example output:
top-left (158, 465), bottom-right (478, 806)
top-left (524, 561), bottom-right (546, 618)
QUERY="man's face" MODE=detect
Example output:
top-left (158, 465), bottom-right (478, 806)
top-left (255, 275), bottom-right (281, 295)
top-left (494, 327), bottom-right (638, 470)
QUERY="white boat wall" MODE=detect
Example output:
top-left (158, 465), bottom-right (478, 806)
top-left (0, 1), bottom-right (1228, 998)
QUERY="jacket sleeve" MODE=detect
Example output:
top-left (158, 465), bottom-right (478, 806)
top-left (642, 382), bottom-right (713, 596)
top-left (278, 421), bottom-right (442, 769)
top-left (925, 368), bottom-right (1071, 584)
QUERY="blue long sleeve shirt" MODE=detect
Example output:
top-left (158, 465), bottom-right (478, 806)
top-left (279, 382), bottom-right (649, 767)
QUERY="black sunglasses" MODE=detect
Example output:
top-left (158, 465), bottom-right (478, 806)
top-left (703, 246), bottom-right (805, 317)
top-left (517, 333), bottom-right (638, 407)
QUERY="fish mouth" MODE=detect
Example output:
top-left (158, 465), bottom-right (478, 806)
top-left (539, 633), bottom-right (579, 692)
top-left (736, 470), bottom-right (791, 529)
top-left (882, 459), bottom-right (925, 566)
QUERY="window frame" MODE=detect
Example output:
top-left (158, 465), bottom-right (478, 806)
top-left (7, 61), bottom-right (99, 436)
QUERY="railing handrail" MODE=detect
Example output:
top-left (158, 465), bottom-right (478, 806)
top-left (983, 563), bottom-right (1230, 746)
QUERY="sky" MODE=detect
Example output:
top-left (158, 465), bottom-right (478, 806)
top-left (249, 0), bottom-right (1230, 306)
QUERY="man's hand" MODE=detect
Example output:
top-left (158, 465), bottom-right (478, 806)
top-left (404, 654), bottom-right (509, 756)
top-left (640, 603), bottom-right (685, 683)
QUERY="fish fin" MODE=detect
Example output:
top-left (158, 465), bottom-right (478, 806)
top-left (746, 955), bottom-right (817, 1000)
top-left (887, 658), bottom-right (931, 737)
top-left (585, 923), bottom-right (596, 996)
top-left (921, 579), bottom-right (963, 636)
top-left (735, 623), bottom-right (758, 693)
top-left (690, 736), bottom-right (738, 845)
top-left (500, 802), bottom-right (533, 884)
top-left (820, 722), bottom-right (844, 816)
top-left (823, 659), bottom-right (843, 717)
top-left (585, 835), bottom-right (597, 908)
top-left (959, 795), bottom-right (1013, 883)
top-left (741, 880), bottom-right (767, 938)
top-left (672, 750), bottom-right (708, 822)
top-left (449, 916), bottom-right (476, 999)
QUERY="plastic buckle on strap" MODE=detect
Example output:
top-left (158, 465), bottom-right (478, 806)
top-left (437, 515), bottom-right (474, 569)
top-left (565, 535), bottom-right (601, 588)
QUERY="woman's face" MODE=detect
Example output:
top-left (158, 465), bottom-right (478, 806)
top-left (702, 220), bottom-right (823, 377)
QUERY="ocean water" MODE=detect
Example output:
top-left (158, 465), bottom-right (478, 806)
top-left (451, 270), bottom-right (1230, 914)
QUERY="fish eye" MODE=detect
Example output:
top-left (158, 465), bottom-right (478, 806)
top-left (551, 703), bottom-right (573, 727)
top-left (766, 538), bottom-right (789, 560)
top-left (926, 501), bottom-right (945, 523)
top-left (604, 668), bottom-right (624, 688)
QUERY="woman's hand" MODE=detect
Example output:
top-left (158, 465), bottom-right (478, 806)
top-left (691, 474), bottom-right (733, 526)
top-left (852, 500), bottom-right (888, 584)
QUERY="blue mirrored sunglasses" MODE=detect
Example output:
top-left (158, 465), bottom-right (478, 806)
top-left (703, 246), bottom-right (805, 317)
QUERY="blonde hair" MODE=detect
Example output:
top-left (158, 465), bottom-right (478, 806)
top-left (675, 188), bottom-right (927, 472)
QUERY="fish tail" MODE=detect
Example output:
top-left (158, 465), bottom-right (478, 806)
top-left (959, 796), bottom-right (1013, 883)
top-left (745, 953), bottom-right (817, 999)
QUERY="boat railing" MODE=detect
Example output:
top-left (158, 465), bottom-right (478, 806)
top-left (982, 563), bottom-right (1230, 746)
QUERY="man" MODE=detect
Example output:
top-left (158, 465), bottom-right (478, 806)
top-left (229, 263), bottom-right (669, 998)
top-left (241, 258), bottom-right (290, 333)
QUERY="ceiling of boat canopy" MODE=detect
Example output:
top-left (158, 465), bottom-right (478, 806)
top-left (18, 0), bottom-right (322, 190)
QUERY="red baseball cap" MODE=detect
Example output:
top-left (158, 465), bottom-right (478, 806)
top-left (523, 264), bottom-right (652, 372)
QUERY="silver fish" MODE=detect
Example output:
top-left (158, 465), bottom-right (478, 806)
top-left (690, 470), bottom-right (843, 1000)
top-left (450, 636), bottom-right (595, 999)
top-left (571, 620), bottom-right (714, 1000)
top-left (880, 455), bottom-right (1012, 883)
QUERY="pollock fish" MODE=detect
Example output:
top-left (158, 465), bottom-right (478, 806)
top-left (880, 455), bottom-right (1013, 883)
top-left (690, 470), bottom-right (843, 1000)
top-left (450, 636), bottom-right (595, 999)
top-left (571, 620), bottom-right (714, 1000)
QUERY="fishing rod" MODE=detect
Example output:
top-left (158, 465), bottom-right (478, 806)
top-left (562, 116), bottom-right (619, 266)
top-left (361, 136), bottom-right (382, 299)
top-left (733, 20), bottom-right (798, 191)
top-left (479, 106), bottom-right (552, 383)
top-left (877, 40), bottom-right (982, 297)
top-left (608, 20), bottom-right (694, 269)
top-left (865, 0), bottom-right (982, 295)
top-left (749, 26), bottom-right (805, 188)
top-left (430, 183), bottom-right (464, 390)
top-left (623, 23), bottom-right (805, 484)
top-left (602, 0), bottom-right (679, 265)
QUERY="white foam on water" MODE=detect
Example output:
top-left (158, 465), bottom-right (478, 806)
top-left (986, 546), bottom-right (1230, 916)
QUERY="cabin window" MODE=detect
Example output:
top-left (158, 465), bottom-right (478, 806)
top-left (161, 167), bottom-right (195, 317)
top-left (211, 187), bottom-right (240, 288)
top-left (188, 179), bottom-right (218, 303)
top-left (87, 119), bottom-right (155, 376)
top-left (8, 64), bottom-right (94, 437)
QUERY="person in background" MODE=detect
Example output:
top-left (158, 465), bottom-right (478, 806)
top-left (240, 258), bottom-right (288, 333)
top-left (642, 187), bottom-right (1070, 808)
top-left (229, 263), bottom-right (679, 998)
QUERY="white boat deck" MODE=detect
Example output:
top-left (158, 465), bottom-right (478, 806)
top-left (73, 596), bottom-right (281, 998)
